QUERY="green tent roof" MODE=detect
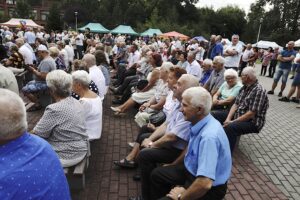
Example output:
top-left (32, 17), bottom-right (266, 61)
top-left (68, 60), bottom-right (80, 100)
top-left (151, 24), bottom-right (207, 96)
top-left (79, 23), bottom-right (109, 33)
top-left (140, 28), bottom-right (162, 37)
top-left (110, 25), bottom-right (138, 35)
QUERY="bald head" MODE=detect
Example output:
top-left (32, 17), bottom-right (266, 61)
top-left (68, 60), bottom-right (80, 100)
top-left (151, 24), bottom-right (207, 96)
top-left (173, 74), bottom-right (200, 101)
top-left (0, 89), bottom-right (27, 140)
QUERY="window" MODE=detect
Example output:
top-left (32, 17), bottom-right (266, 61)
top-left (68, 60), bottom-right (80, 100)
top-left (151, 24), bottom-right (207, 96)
top-left (40, 11), bottom-right (49, 21)
top-left (31, 10), bottom-right (38, 20)
top-left (6, 0), bottom-right (15, 4)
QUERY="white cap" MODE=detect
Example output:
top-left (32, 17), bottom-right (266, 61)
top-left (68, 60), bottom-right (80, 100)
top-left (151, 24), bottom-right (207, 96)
top-left (37, 44), bottom-right (48, 52)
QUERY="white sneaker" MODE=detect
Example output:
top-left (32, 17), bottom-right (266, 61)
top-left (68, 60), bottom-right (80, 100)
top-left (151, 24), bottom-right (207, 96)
top-left (110, 106), bottom-right (121, 112)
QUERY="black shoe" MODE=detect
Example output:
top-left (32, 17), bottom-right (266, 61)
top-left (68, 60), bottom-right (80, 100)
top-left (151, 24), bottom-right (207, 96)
top-left (128, 196), bottom-right (143, 200)
top-left (279, 97), bottom-right (290, 102)
top-left (112, 99), bottom-right (123, 104)
top-left (290, 97), bottom-right (300, 103)
top-left (267, 90), bottom-right (274, 95)
top-left (290, 76), bottom-right (294, 79)
top-left (278, 92), bottom-right (283, 97)
top-left (132, 174), bottom-right (141, 181)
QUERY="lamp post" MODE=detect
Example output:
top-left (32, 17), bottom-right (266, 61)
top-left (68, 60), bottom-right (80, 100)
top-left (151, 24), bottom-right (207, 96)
top-left (256, 17), bottom-right (263, 43)
top-left (74, 11), bottom-right (78, 32)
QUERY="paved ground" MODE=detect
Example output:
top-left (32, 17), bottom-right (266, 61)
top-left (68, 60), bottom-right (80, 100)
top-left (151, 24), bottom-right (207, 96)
top-left (26, 65), bottom-right (299, 200)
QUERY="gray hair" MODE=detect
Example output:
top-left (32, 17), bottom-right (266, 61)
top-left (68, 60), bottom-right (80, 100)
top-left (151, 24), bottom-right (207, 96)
top-left (160, 62), bottom-right (174, 72)
top-left (49, 46), bottom-right (60, 57)
top-left (82, 53), bottom-right (96, 68)
top-left (182, 86), bottom-right (212, 115)
top-left (46, 70), bottom-right (72, 97)
top-left (213, 56), bottom-right (225, 65)
top-left (0, 89), bottom-right (27, 139)
top-left (242, 67), bottom-right (257, 80)
top-left (203, 58), bottom-right (213, 66)
top-left (72, 70), bottom-right (91, 88)
top-left (180, 74), bottom-right (200, 88)
top-left (224, 69), bottom-right (238, 79)
top-left (15, 38), bottom-right (25, 46)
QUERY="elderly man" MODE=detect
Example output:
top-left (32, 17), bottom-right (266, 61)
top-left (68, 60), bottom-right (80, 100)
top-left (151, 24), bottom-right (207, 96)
top-left (213, 67), bottom-right (269, 151)
top-left (204, 56), bottom-right (226, 96)
top-left (22, 44), bottom-right (56, 111)
top-left (0, 89), bottom-right (71, 199)
top-left (24, 27), bottom-right (36, 46)
top-left (223, 34), bottom-right (243, 71)
top-left (210, 35), bottom-right (223, 60)
top-left (186, 52), bottom-right (202, 79)
top-left (151, 86), bottom-right (231, 200)
top-left (82, 53), bottom-right (106, 99)
top-left (268, 41), bottom-right (297, 97)
top-left (129, 74), bottom-right (200, 200)
top-left (240, 44), bottom-right (253, 76)
top-left (15, 38), bottom-right (33, 65)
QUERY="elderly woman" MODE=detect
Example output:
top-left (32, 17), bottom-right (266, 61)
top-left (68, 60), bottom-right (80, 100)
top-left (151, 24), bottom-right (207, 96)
top-left (72, 70), bottom-right (103, 140)
top-left (212, 68), bottom-right (242, 109)
top-left (111, 60), bottom-right (169, 116)
top-left (49, 46), bottom-right (66, 70)
top-left (113, 66), bottom-right (187, 168)
top-left (33, 70), bottom-right (88, 167)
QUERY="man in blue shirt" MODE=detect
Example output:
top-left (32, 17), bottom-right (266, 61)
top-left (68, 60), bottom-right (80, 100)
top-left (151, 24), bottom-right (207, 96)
top-left (210, 35), bottom-right (223, 60)
top-left (268, 41), bottom-right (297, 97)
top-left (0, 89), bottom-right (71, 200)
top-left (151, 87), bottom-right (232, 200)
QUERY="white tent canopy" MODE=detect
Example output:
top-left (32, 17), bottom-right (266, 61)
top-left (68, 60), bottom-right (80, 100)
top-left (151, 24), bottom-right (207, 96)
top-left (0, 18), bottom-right (43, 28)
top-left (294, 39), bottom-right (300, 47)
top-left (252, 40), bottom-right (281, 49)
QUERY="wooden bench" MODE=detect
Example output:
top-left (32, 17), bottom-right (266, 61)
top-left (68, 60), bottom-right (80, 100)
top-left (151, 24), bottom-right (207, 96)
top-left (37, 90), bottom-right (52, 107)
top-left (64, 156), bottom-right (89, 190)
top-left (15, 70), bottom-right (28, 91)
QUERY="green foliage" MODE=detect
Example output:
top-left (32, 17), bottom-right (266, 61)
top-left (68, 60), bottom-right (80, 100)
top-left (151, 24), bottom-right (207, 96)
top-left (15, 0), bottom-right (32, 19)
top-left (46, 3), bottom-right (62, 31)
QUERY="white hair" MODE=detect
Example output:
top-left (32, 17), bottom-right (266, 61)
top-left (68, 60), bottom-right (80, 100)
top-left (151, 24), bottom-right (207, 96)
top-left (46, 70), bottom-right (72, 97)
top-left (72, 70), bottom-right (91, 88)
top-left (160, 62), bottom-right (174, 72)
top-left (224, 69), bottom-right (238, 79)
top-left (180, 74), bottom-right (200, 88)
top-left (242, 67), bottom-right (257, 80)
top-left (0, 89), bottom-right (27, 139)
top-left (182, 86), bottom-right (212, 115)
top-left (82, 54), bottom-right (96, 68)
top-left (203, 58), bottom-right (213, 66)
top-left (49, 46), bottom-right (60, 57)
top-left (213, 56), bottom-right (225, 65)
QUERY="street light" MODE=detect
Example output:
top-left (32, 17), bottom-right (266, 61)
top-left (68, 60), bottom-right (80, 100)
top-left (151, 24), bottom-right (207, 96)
top-left (256, 17), bottom-right (263, 43)
top-left (74, 11), bottom-right (78, 32)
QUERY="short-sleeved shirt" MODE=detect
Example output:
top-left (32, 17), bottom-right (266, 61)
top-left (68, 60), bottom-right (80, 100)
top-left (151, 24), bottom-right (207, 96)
top-left (0, 65), bottom-right (19, 94)
top-left (165, 104), bottom-right (191, 150)
top-left (234, 81), bottom-right (269, 131)
top-left (184, 114), bottom-right (231, 186)
top-left (211, 42), bottom-right (223, 59)
top-left (34, 97), bottom-right (88, 166)
top-left (36, 56), bottom-right (56, 82)
top-left (224, 43), bottom-right (243, 68)
top-left (279, 49), bottom-right (297, 70)
top-left (0, 133), bottom-right (71, 200)
top-left (205, 69), bottom-right (225, 92)
top-left (163, 90), bottom-right (180, 120)
top-left (218, 81), bottom-right (242, 100)
top-left (186, 60), bottom-right (202, 79)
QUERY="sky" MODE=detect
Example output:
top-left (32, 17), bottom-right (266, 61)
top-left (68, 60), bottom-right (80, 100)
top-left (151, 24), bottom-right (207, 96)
top-left (196, 0), bottom-right (256, 13)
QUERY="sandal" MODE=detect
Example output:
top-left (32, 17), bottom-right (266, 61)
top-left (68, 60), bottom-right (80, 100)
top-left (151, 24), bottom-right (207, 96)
top-left (113, 158), bottom-right (137, 168)
top-left (114, 111), bottom-right (126, 117)
top-left (111, 106), bottom-right (121, 112)
top-left (27, 105), bottom-right (43, 112)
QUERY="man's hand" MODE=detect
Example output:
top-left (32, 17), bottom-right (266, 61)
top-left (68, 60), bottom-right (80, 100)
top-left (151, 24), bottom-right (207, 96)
top-left (223, 119), bottom-right (234, 127)
top-left (141, 138), bottom-right (152, 148)
top-left (139, 102), bottom-right (150, 112)
top-left (166, 187), bottom-right (186, 200)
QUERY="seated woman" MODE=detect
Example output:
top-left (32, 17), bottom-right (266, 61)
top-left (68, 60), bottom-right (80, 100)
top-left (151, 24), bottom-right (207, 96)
top-left (134, 62), bottom-right (173, 127)
top-left (72, 70), bottom-right (103, 140)
top-left (110, 55), bottom-right (164, 115)
top-left (176, 51), bottom-right (188, 69)
top-left (49, 46), bottom-right (66, 71)
top-left (113, 66), bottom-right (187, 168)
top-left (212, 68), bottom-right (242, 110)
top-left (32, 70), bottom-right (88, 167)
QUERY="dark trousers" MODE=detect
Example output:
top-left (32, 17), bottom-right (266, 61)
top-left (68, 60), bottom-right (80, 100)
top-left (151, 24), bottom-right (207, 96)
top-left (239, 61), bottom-right (248, 76)
top-left (115, 64), bottom-right (137, 86)
top-left (119, 81), bottom-right (138, 103)
top-left (151, 164), bottom-right (227, 200)
top-left (138, 147), bottom-right (182, 200)
top-left (76, 45), bottom-right (84, 59)
top-left (261, 65), bottom-right (268, 76)
top-left (117, 75), bottom-right (139, 94)
top-left (268, 60), bottom-right (277, 77)
top-left (135, 125), bottom-right (153, 144)
top-left (211, 110), bottom-right (259, 152)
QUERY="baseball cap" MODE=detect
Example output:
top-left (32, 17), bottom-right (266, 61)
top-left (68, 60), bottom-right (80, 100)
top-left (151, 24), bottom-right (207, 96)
top-left (37, 44), bottom-right (48, 52)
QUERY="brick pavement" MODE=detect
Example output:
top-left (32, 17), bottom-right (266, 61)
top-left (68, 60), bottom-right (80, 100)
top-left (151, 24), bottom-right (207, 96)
top-left (25, 65), bottom-right (299, 200)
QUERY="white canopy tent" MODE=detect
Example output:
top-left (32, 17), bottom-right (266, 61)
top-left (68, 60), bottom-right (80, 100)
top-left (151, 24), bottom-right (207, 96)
top-left (294, 39), bottom-right (300, 47)
top-left (0, 18), bottom-right (43, 29)
top-left (252, 40), bottom-right (282, 49)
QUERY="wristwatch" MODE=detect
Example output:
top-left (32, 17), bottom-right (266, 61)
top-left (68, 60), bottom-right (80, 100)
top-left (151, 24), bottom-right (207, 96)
top-left (177, 194), bottom-right (181, 200)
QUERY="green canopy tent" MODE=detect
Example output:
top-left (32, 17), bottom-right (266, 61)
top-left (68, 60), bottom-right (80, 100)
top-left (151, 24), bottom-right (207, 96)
top-left (140, 28), bottom-right (162, 37)
top-left (110, 25), bottom-right (138, 35)
top-left (78, 23), bottom-right (109, 33)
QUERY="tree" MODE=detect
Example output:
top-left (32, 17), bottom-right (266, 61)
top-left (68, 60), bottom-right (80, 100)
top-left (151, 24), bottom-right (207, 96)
top-left (15, 0), bottom-right (32, 19)
top-left (46, 3), bottom-right (62, 31)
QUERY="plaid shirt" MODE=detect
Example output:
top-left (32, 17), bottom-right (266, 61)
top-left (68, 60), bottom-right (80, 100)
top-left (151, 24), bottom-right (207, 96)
top-left (234, 81), bottom-right (269, 131)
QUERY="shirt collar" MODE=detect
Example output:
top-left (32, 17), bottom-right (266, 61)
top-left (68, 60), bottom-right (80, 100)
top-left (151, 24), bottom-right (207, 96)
top-left (0, 132), bottom-right (29, 151)
top-left (190, 114), bottom-right (212, 137)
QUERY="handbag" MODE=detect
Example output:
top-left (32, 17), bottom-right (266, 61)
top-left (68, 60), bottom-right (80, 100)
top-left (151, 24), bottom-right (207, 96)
top-left (149, 110), bottom-right (166, 127)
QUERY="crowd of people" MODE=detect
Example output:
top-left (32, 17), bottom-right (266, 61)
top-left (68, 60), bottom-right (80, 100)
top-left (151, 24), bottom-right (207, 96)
top-left (0, 24), bottom-right (299, 200)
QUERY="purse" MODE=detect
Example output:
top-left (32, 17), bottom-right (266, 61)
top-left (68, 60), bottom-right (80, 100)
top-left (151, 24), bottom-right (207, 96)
top-left (149, 110), bottom-right (166, 127)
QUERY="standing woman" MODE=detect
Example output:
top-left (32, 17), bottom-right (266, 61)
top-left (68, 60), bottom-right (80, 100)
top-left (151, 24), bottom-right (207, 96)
top-left (261, 47), bottom-right (273, 76)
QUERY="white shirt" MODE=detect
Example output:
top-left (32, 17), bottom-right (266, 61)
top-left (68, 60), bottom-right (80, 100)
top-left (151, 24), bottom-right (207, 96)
top-left (24, 31), bottom-right (36, 44)
top-left (89, 65), bottom-right (106, 99)
top-left (294, 52), bottom-right (300, 63)
top-left (19, 45), bottom-right (33, 65)
top-left (186, 60), bottom-right (202, 79)
top-left (242, 49), bottom-right (254, 62)
top-left (80, 96), bottom-right (103, 140)
top-left (65, 45), bottom-right (74, 62)
top-left (174, 40), bottom-right (182, 50)
top-left (128, 50), bottom-right (141, 68)
top-left (36, 32), bottom-right (44, 39)
top-left (75, 33), bottom-right (84, 46)
top-left (224, 43), bottom-right (243, 68)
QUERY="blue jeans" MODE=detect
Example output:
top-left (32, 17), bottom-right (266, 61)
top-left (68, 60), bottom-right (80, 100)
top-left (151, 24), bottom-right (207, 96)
top-left (274, 68), bottom-right (290, 84)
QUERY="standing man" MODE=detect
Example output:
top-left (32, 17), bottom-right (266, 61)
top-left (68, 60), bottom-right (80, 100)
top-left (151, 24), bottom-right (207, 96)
top-left (210, 35), bottom-right (223, 60)
top-left (75, 32), bottom-right (84, 59)
top-left (240, 44), bottom-right (253, 76)
top-left (267, 47), bottom-right (280, 77)
top-left (223, 34), bottom-right (243, 71)
top-left (150, 87), bottom-right (231, 200)
top-left (186, 52), bottom-right (202, 79)
top-left (267, 41), bottom-right (296, 97)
